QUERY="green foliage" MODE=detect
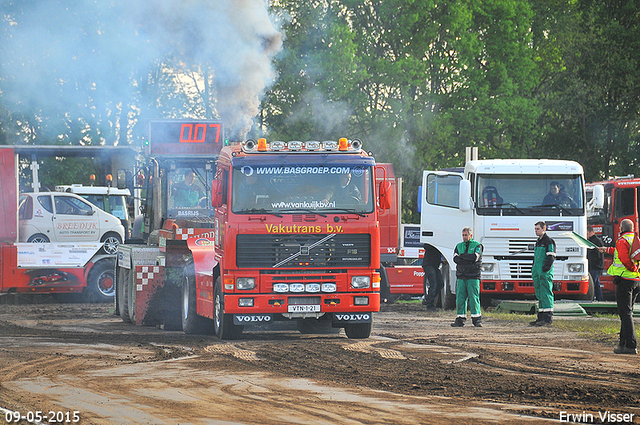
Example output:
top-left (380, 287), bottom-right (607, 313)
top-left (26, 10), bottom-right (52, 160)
top-left (1, 0), bottom-right (639, 222)
top-left (265, 0), bottom-right (640, 222)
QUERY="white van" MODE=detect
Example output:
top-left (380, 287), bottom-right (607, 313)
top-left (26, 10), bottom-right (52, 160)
top-left (55, 184), bottom-right (132, 239)
top-left (18, 192), bottom-right (125, 255)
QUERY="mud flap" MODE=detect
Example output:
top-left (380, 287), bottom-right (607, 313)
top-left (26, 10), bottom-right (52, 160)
top-left (233, 314), bottom-right (273, 325)
top-left (331, 312), bottom-right (373, 326)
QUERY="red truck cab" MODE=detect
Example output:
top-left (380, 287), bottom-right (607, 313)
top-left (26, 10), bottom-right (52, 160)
top-left (203, 138), bottom-right (385, 339)
top-left (587, 177), bottom-right (640, 298)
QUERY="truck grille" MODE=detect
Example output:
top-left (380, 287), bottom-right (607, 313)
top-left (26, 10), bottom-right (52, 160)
top-left (236, 234), bottom-right (371, 268)
top-left (509, 262), bottom-right (533, 279)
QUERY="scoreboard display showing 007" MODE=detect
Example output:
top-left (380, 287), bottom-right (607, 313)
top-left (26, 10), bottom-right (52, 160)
top-left (147, 120), bottom-right (224, 156)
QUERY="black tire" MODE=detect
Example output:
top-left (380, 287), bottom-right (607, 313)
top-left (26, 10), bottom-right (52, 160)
top-left (117, 266), bottom-right (131, 323)
top-left (100, 232), bottom-right (122, 255)
top-left (181, 261), bottom-right (213, 334)
top-left (127, 269), bottom-right (136, 323)
top-left (84, 258), bottom-right (116, 303)
top-left (27, 234), bottom-right (50, 243)
top-left (297, 318), bottom-right (341, 335)
top-left (213, 277), bottom-right (243, 340)
top-left (480, 294), bottom-right (493, 309)
top-left (345, 322), bottom-right (372, 339)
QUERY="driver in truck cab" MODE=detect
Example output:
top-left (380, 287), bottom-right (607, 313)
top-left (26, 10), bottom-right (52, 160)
top-left (323, 172), bottom-right (362, 204)
top-left (172, 170), bottom-right (203, 208)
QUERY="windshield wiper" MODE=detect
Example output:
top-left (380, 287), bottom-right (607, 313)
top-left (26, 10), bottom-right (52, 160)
top-left (237, 208), bottom-right (283, 217)
top-left (325, 208), bottom-right (367, 217)
top-left (532, 204), bottom-right (574, 215)
top-left (278, 208), bottom-right (327, 217)
top-left (493, 203), bottom-right (525, 215)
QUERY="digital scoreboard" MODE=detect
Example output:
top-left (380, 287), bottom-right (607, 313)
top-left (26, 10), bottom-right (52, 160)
top-left (147, 120), bottom-right (224, 156)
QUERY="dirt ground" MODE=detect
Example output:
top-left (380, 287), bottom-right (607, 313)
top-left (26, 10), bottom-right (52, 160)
top-left (0, 297), bottom-right (639, 425)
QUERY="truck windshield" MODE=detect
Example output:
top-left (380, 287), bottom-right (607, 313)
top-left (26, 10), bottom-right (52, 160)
top-left (167, 166), bottom-right (213, 218)
top-left (231, 164), bottom-right (375, 215)
top-left (477, 174), bottom-right (584, 215)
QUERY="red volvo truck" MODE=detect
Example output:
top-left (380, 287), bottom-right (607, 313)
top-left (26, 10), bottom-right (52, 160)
top-left (115, 120), bottom-right (390, 339)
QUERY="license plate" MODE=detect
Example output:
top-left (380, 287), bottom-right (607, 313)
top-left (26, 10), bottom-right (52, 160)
top-left (288, 304), bottom-right (320, 313)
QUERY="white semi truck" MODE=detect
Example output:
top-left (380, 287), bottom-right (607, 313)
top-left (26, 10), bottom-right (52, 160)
top-left (419, 148), bottom-right (604, 308)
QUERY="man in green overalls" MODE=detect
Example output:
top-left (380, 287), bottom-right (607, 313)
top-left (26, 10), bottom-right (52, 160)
top-left (530, 221), bottom-right (556, 326)
top-left (451, 227), bottom-right (483, 327)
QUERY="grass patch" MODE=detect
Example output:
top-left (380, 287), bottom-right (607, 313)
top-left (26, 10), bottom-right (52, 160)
top-left (483, 310), bottom-right (640, 343)
top-left (391, 298), bottom-right (640, 342)
top-left (483, 310), bottom-right (535, 323)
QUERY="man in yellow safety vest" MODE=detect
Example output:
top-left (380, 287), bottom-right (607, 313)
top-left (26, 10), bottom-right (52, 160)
top-left (600, 219), bottom-right (640, 354)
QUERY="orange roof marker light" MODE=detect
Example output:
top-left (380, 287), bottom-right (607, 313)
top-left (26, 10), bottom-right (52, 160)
top-left (338, 137), bottom-right (349, 151)
top-left (257, 138), bottom-right (268, 151)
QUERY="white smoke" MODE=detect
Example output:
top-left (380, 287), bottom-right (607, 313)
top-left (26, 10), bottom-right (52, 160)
top-left (0, 0), bottom-right (283, 142)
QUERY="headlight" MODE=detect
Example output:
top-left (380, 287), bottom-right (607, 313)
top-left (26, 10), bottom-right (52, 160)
top-left (290, 283), bottom-right (305, 292)
top-left (236, 277), bottom-right (256, 290)
top-left (481, 263), bottom-right (495, 272)
top-left (568, 264), bottom-right (584, 273)
top-left (306, 283), bottom-right (321, 292)
top-left (322, 283), bottom-right (337, 292)
top-left (273, 283), bottom-right (289, 293)
top-left (351, 276), bottom-right (370, 289)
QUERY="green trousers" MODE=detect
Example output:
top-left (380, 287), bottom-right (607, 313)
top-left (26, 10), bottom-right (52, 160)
top-left (532, 272), bottom-right (554, 311)
top-left (456, 279), bottom-right (481, 317)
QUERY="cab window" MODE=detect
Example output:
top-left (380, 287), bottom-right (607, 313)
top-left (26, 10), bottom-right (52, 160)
top-left (37, 195), bottom-right (53, 213)
top-left (426, 174), bottom-right (461, 208)
top-left (54, 196), bottom-right (93, 215)
top-left (19, 195), bottom-right (33, 220)
top-left (614, 188), bottom-right (635, 218)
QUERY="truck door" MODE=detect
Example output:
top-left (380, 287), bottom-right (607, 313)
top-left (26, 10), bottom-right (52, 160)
top-left (419, 171), bottom-right (473, 261)
top-left (613, 187), bottom-right (636, 235)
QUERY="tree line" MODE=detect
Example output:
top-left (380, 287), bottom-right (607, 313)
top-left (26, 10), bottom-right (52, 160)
top-left (1, 0), bottom-right (638, 223)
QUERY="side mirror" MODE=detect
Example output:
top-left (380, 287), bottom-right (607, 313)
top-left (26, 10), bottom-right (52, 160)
top-left (211, 179), bottom-right (223, 208)
top-left (459, 180), bottom-right (472, 212)
top-left (379, 181), bottom-right (392, 210)
top-left (589, 184), bottom-right (605, 210)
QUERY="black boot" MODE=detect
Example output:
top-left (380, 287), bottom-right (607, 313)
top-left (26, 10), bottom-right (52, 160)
top-left (472, 316), bottom-right (483, 327)
top-left (533, 312), bottom-right (553, 326)
top-left (529, 312), bottom-right (542, 326)
top-left (451, 317), bottom-right (466, 327)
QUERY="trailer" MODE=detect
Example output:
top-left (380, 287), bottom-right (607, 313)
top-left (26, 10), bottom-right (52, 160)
top-left (0, 147), bottom-right (119, 302)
